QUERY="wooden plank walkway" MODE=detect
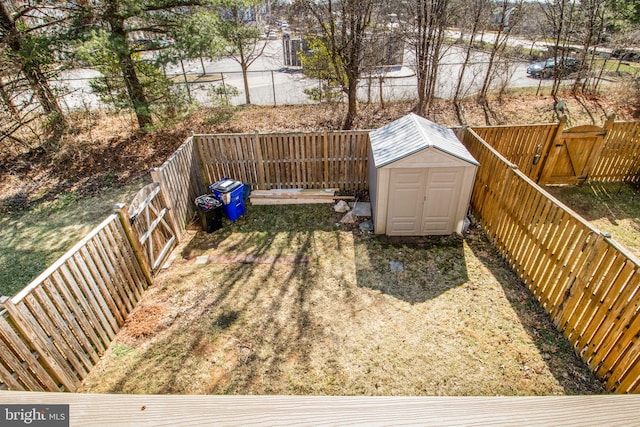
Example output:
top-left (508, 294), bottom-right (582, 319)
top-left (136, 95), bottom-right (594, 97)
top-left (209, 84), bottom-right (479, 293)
top-left (249, 188), bottom-right (338, 205)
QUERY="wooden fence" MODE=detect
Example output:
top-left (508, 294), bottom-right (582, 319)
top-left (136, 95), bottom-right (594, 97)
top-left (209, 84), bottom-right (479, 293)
top-left (472, 123), bottom-right (559, 181)
top-left (462, 128), bottom-right (640, 393)
top-left (3, 123), bottom-right (640, 394)
top-left (473, 119), bottom-right (640, 184)
top-left (0, 213), bottom-right (151, 392)
top-left (151, 136), bottom-right (207, 234)
top-left (590, 121), bottom-right (640, 182)
top-left (194, 131), bottom-right (370, 192)
top-left (127, 183), bottom-right (177, 273)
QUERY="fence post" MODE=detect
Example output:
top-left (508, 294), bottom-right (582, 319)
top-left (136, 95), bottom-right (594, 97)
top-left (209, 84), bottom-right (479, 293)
top-left (537, 115), bottom-right (567, 184)
top-left (323, 131), bottom-right (329, 189)
top-left (253, 130), bottom-right (267, 190)
top-left (191, 133), bottom-right (210, 196)
top-left (114, 204), bottom-right (153, 288)
top-left (221, 74), bottom-right (229, 103)
top-left (271, 71), bottom-right (277, 106)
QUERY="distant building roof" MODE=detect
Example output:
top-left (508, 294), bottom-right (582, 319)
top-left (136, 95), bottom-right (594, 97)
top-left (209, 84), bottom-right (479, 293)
top-left (369, 113), bottom-right (479, 168)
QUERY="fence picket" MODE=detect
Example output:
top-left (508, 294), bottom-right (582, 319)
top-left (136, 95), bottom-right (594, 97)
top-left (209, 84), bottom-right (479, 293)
top-left (31, 288), bottom-right (92, 375)
top-left (3, 124), bottom-right (640, 394)
top-left (474, 121), bottom-right (640, 184)
top-left (607, 317), bottom-right (640, 392)
top-left (0, 317), bottom-right (46, 391)
top-left (589, 266), bottom-right (638, 369)
top-left (0, 354), bottom-right (25, 390)
top-left (463, 127), bottom-right (640, 393)
top-left (3, 301), bottom-right (78, 391)
top-left (41, 278), bottom-right (99, 364)
top-left (193, 131), bottom-right (369, 193)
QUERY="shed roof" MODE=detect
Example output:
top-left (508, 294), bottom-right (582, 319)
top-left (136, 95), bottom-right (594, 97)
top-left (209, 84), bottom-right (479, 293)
top-left (369, 113), bottom-right (479, 168)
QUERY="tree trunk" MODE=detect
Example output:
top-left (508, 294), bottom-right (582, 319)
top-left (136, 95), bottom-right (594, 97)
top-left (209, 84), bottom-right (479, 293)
top-left (0, 2), bottom-right (66, 129)
top-left (477, 23), bottom-right (504, 105)
top-left (412, 0), bottom-right (447, 117)
top-left (415, 66), bottom-right (427, 116)
top-left (0, 75), bottom-right (19, 120)
top-left (579, 3), bottom-right (606, 94)
top-left (180, 57), bottom-right (192, 102)
top-left (105, 2), bottom-right (152, 129)
top-left (118, 46), bottom-right (152, 129)
top-left (23, 66), bottom-right (65, 118)
top-left (453, 13), bottom-right (482, 125)
top-left (242, 63), bottom-right (251, 105)
top-left (343, 77), bottom-right (357, 130)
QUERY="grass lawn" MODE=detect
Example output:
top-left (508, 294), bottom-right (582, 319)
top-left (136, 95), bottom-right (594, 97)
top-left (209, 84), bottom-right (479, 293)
top-left (0, 178), bottom-right (149, 297)
top-left (546, 182), bottom-right (640, 259)
top-left (79, 204), bottom-right (605, 396)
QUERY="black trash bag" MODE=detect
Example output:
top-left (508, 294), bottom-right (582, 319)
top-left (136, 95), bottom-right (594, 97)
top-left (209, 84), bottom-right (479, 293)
top-left (195, 195), bottom-right (221, 211)
top-left (195, 195), bottom-right (223, 232)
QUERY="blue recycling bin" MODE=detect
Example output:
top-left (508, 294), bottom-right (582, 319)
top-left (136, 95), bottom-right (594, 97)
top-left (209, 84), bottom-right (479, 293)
top-left (209, 178), bottom-right (245, 221)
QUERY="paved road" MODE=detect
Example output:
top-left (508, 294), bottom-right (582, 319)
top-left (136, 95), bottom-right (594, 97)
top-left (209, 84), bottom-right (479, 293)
top-left (55, 38), bottom-right (558, 111)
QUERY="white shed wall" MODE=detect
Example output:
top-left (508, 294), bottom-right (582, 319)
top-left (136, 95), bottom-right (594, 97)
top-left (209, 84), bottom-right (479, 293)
top-left (372, 147), bottom-right (477, 236)
top-left (368, 149), bottom-right (379, 227)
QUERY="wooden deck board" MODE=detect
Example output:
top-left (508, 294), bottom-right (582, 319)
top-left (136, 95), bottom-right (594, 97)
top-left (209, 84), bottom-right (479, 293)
top-left (2, 392), bottom-right (640, 426)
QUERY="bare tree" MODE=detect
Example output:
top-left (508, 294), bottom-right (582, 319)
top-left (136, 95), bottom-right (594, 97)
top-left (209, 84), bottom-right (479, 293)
top-left (539, 0), bottom-right (578, 102)
top-left (299, 0), bottom-right (375, 129)
top-left (574, 0), bottom-right (607, 94)
top-left (452, 0), bottom-right (490, 123)
top-left (402, 0), bottom-right (451, 117)
top-left (476, 0), bottom-right (523, 110)
top-left (0, 1), bottom-right (67, 134)
top-left (215, 0), bottom-right (267, 105)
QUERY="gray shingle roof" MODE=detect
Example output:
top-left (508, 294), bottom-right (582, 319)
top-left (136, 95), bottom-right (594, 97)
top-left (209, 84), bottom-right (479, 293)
top-left (369, 113), bottom-right (479, 168)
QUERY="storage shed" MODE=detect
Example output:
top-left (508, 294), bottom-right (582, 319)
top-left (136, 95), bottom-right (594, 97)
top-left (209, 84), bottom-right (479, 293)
top-left (368, 113), bottom-right (479, 236)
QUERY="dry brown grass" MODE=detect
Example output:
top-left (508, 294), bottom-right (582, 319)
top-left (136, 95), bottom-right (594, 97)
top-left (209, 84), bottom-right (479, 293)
top-left (2, 83), bottom-right (638, 211)
top-left (546, 182), bottom-right (640, 259)
top-left (79, 205), bottom-right (605, 396)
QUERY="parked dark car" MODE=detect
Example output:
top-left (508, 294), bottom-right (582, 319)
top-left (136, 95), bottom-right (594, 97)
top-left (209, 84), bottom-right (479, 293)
top-left (611, 48), bottom-right (640, 63)
top-left (526, 57), bottom-right (580, 78)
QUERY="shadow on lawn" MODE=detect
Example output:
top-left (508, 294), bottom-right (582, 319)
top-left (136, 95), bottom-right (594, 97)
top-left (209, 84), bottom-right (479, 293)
top-left (181, 203), bottom-right (337, 258)
top-left (103, 204), bottom-right (352, 394)
top-left (355, 233), bottom-right (469, 303)
top-left (546, 182), bottom-right (640, 228)
top-left (90, 202), bottom-right (607, 395)
top-left (464, 223), bottom-right (607, 395)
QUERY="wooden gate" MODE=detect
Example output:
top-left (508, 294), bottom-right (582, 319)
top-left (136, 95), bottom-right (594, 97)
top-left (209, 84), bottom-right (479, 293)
top-left (538, 116), bottom-right (614, 185)
top-left (126, 183), bottom-right (177, 274)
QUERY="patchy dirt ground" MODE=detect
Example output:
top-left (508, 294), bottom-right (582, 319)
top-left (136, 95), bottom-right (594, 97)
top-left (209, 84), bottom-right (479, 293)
top-left (79, 204), bottom-right (605, 396)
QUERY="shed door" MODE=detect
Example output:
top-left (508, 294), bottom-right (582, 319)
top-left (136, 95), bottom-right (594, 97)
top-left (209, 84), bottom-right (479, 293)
top-left (386, 170), bottom-right (426, 235)
top-left (422, 169), bottom-right (461, 235)
top-left (386, 168), bottom-right (461, 236)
